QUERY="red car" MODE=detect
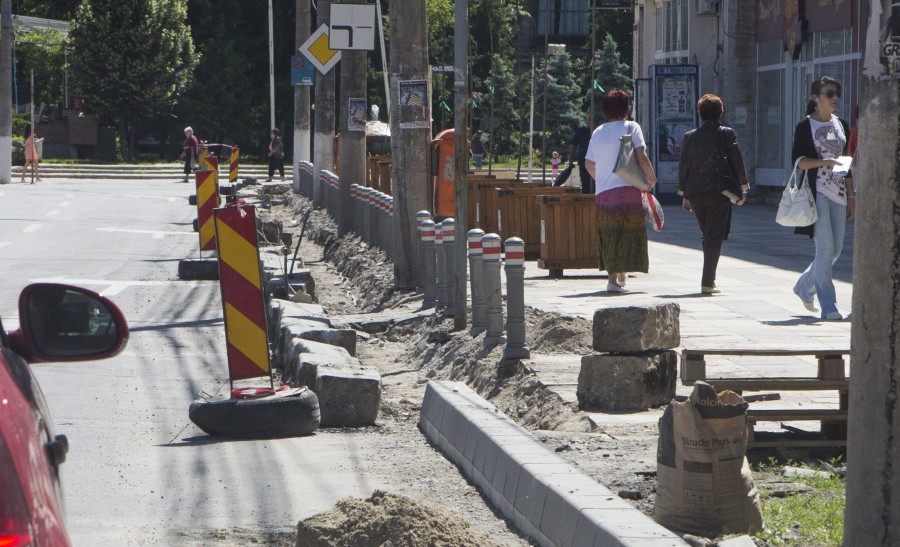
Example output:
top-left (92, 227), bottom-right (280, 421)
top-left (0, 284), bottom-right (128, 547)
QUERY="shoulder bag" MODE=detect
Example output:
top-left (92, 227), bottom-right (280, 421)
top-left (716, 127), bottom-right (743, 203)
top-left (775, 158), bottom-right (818, 227)
top-left (613, 122), bottom-right (651, 190)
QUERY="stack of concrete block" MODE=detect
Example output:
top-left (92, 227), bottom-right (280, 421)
top-left (281, 338), bottom-right (380, 427)
top-left (577, 303), bottom-right (680, 411)
top-left (269, 300), bottom-right (381, 428)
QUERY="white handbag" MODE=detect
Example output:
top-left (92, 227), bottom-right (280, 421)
top-left (613, 121), bottom-right (651, 190)
top-left (776, 158), bottom-right (818, 227)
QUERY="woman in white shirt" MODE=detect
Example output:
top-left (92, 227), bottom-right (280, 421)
top-left (584, 89), bottom-right (657, 293)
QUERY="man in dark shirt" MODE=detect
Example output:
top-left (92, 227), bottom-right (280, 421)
top-left (569, 124), bottom-right (593, 194)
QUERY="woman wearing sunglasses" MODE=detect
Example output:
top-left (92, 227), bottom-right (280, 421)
top-left (791, 76), bottom-right (855, 320)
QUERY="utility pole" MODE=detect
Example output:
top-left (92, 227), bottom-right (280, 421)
top-left (294, 0), bottom-right (312, 174)
top-left (452, 0), bottom-right (468, 330)
top-left (338, 28), bottom-right (366, 236)
top-left (0, 0), bottom-right (12, 184)
top-left (388, 0), bottom-right (430, 289)
top-left (313, 0), bottom-right (336, 207)
top-left (268, 0), bottom-right (276, 131)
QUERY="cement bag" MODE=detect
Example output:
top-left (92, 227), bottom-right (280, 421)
top-left (654, 381), bottom-right (763, 536)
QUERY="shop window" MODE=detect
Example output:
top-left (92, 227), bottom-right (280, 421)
top-left (756, 70), bottom-right (785, 169)
top-left (537, 0), bottom-right (589, 36)
top-left (654, 0), bottom-right (689, 62)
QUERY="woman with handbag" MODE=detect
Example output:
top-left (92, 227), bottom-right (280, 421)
top-left (584, 89), bottom-right (657, 293)
top-left (791, 76), bottom-right (855, 321)
top-left (678, 94), bottom-right (750, 295)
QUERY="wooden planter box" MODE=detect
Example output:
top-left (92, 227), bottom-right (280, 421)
top-left (375, 159), bottom-right (392, 194)
top-left (471, 180), bottom-right (544, 234)
top-left (537, 194), bottom-right (598, 277)
top-left (496, 187), bottom-right (580, 258)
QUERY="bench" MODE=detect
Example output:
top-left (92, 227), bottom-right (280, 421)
top-left (681, 348), bottom-right (850, 448)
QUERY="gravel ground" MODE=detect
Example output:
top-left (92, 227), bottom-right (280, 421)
top-left (265, 194), bottom-right (662, 537)
top-left (262, 191), bottom-right (848, 547)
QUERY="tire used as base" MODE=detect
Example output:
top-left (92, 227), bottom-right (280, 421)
top-left (189, 387), bottom-right (320, 439)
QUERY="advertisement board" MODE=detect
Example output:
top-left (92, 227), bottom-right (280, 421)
top-left (651, 64), bottom-right (700, 200)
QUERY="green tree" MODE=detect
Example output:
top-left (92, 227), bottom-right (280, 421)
top-left (591, 32), bottom-right (632, 122)
top-left (68, 0), bottom-right (196, 160)
top-left (536, 50), bottom-right (584, 157)
top-left (12, 29), bottom-right (66, 114)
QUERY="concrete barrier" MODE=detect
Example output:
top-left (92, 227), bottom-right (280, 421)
top-left (419, 381), bottom-right (686, 547)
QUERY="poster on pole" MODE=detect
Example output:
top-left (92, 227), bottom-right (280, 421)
top-left (397, 80), bottom-right (430, 129)
top-left (348, 98), bottom-right (367, 132)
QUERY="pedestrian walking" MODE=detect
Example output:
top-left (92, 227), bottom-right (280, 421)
top-left (550, 151), bottom-right (561, 179)
top-left (791, 76), bottom-right (855, 320)
top-left (471, 130), bottom-right (486, 172)
top-left (22, 125), bottom-right (43, 183)
top-left (569, 122), bottom-right (593, 194)
top-left (678, 94), bottom-right (750, 295)
top-left (180, 127), bottom-right (199, 183)
top-left (267, 128), bottom-right (285, 181)
top-left (584, 89), bottom-right (657, 293)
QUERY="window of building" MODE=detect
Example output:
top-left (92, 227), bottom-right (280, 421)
top-left (655, 0), bottom-right (689, 64)
top-left (537, 0), bottom-right (589, 37)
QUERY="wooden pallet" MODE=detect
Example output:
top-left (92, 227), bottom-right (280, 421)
top-left (680, 348), bottom-right (851, 448)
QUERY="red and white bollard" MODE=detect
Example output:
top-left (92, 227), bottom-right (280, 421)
top-left (467, 228), bottom-right (486, 332)
top-left (435, 222), bottom-right (447, 312)
top-left (442, 218), bottom-right (456, 317)
top-left (420, 220), bottom-right (437, 309)
top-left (482, 233), bottom-right (504, 342)
top-left (503, 237), bottom-right (530, 360)
top-left (416, 210), bottom-right (433, 290)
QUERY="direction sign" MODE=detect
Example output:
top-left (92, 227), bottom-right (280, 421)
top-left (329, 4), bottom-right (376, 50)
top-left (299, 24), bottom-right (341, 75)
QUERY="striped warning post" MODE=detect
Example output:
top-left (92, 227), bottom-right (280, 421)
top-left (206, 155), bottom-right (219, 173)
top-left (214, 204), bottom-right (272, 384)
top-left (198, 147), bottom-right (210, 170)
top-left (229, 146), bottom-right (240, 182)
top-left (195, 169), bottom-right (221, 251)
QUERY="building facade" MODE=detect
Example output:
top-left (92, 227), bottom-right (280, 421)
top-left (633, 0), bottom-right (861, 195)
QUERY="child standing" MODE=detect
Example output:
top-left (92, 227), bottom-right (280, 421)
top-left (550, 150), bottom-right (561, 179)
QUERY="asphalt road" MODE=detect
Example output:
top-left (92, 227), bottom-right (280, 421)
top-left (0, 178), bottom-right (528, 546)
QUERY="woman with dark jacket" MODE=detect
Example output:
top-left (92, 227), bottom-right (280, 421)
top-left (791, 76), bottom-right (855, 320)
top-left (678, 94), bottom-right (750, 294)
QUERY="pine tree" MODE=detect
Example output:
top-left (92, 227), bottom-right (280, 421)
top-left (537, 50), bottom-right (585, 156)
top-left (591, 32), bottom-right (632, 121)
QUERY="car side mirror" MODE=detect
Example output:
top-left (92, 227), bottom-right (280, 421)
top-left (12, 283), bottom-right (129, 363)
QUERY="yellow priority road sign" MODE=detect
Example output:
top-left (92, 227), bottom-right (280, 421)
top-left (299, 23), bottom-right (342, 75)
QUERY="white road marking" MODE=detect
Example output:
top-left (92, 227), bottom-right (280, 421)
top-left (59, 201), bottom-right (71, 207)
top-left (96, 226), bottom-right (193, 238)
top-left (24, 224), bottom-right (41, 232)
top-left (0, 242), bottom-right (12, 250)
top-left (47, 210), bottom-right (60, 216)
top-left (126, 195), bottom-right (183, 203)
top-left (29, 276), bottom-right (217, 296)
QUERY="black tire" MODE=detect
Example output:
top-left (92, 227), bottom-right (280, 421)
top-left (189, 388), bottom-right (320, 439)
top-left (188, 194), bottom-right (197, 206)
top-left (192, 218), bottom-right (199, 232)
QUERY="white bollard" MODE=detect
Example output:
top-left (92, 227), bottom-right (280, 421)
top-left (503, 237), bottom-right (530, 360)
top-left (435, 222), bottom-right (447, 312)
top-left (482, 233), bottom-right (505, 343)
top-left (420, 220), bottom-right (437, 309)
top-left (442, 218), bottom-right (456, 317)
top-left (468, 228), bottom-right (486, 333)
top-left (416, 210), bottom-right (433, 290)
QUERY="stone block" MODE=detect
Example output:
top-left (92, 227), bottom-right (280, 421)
top-left (592, 303), bottom-right (680, 353)
top-left (577, 351), bottom-right (677, 411)
top-left (268, 300), bottom-right (330, 341)
top-left (282, 338), bottom-right (358, 386)
top-left (177, 258), bottom-right (219, 280)
top-left (259, 182), bottom-right (293, 195)
top-left (316, 365), bottom-right (382, 427)
top-left (256, 213), bottom-right (283, 245)
top-left (277, 319), bottom-right (357, 363)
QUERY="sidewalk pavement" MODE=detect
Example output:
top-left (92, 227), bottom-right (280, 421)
top-left (516, 201), bottom-right (853, 430)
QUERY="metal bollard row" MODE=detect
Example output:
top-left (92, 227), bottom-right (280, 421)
top-left (481, 233), bottom-right (505, 342)
top-left (420, 219), bottom-right (437, 309)
top-left (467, 228), bottom-right (486, 333)
top-left (297, 161), bottom-right (315, 197)
top-left (435, 222), bottom-right (447, 312)
top-left (442, 218), bottom-right (456, 317)
top-left (416, 210), bottom-right (432, 290)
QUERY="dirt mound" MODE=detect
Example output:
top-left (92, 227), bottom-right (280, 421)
top-left (527, 309), bottom-right (593, 354)
top-left (296, 491), bottom-right (504, 547)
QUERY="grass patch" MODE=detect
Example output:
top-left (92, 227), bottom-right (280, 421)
top-left (752, 458), bottom-right (845, 546)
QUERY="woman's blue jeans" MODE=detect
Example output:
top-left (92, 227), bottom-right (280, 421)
top-left (793, 193), bottom-right (846, 317)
